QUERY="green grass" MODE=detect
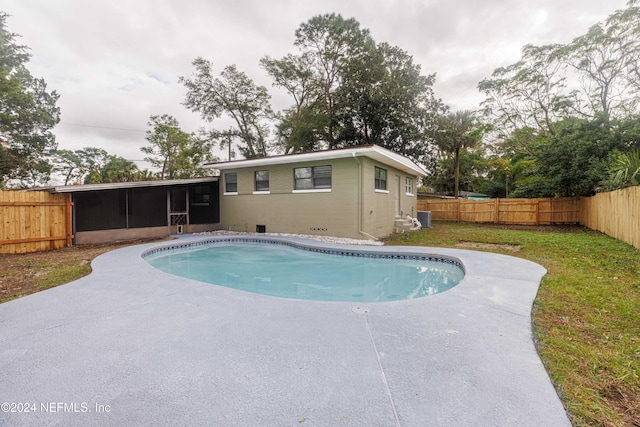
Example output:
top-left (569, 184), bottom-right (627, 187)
top-left (384, 223), bottom-right (640, 427)
top-left (35, 264), bottom-right (92, 290)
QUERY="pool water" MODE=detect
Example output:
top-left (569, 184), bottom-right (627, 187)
top-left (144, 241), bottom-right (464, 302)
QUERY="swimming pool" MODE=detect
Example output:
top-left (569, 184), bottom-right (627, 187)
top-left (143, 237), bottom-right (465, 302)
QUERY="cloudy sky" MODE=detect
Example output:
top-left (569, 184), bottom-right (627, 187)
top-left (3, 0), bottom-right (630, 168)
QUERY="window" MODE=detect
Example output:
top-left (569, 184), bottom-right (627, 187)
top-left (294, 165), bottom-right (331, 190)
top-left (255, 170), bottom-right (269, 192)
top-left (225, 173), bottom-right (237, 193)
top-left (191, 185), bottom-right (211, 206)
top-left (375, 167), bottom-right (387, 191)
top-left (405, 177), bottom-right (413, 195)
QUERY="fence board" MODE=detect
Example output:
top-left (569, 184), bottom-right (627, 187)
top-left (0, 190), bottom-right (72, 254)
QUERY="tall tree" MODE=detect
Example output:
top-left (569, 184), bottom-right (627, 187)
top-left (559, 22), bottom-right (631, 122)
top-left (478, 43), bottom-right (573, 138)
top-left (294, 13), bottom-right (373, 149)
top-left (180, 62), bottom-right (272, 159)
top-left (261, 53), bottom-right (327, 153)
top-left (337, 42), bottom-right (444, 159)
top-left (0, 12), bottom-right (60, 188)
top-left (263, 14), bottom-right (443, 161)
top-left (431, 110), bottom-right (483, 198)
top-left (141, 114), bottom-right (214, 179)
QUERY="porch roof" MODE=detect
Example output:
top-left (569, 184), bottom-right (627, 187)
top-left (34, 177), bottom-right (219, 193)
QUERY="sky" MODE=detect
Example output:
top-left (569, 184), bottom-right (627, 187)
top-left (2, 0), bottom-right (631, 170)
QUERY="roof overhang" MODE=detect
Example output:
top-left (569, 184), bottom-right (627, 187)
top-left (34, 177), bottom-right (219, 194)
top-left (206, 145), bottom-right (427, 177)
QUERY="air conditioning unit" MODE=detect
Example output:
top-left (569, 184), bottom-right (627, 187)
top-left (417, 211), bottom-right (432, 228)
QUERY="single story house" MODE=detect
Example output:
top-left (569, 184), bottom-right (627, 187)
top-left (207, 144), bottom-right (427, 240)
top-left (32, 145), bottom-right (425, 245)
top-left (39, 177), bottom-right (220, 244)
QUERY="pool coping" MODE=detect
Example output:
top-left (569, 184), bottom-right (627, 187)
top-left (0, 234), bottom-right (571, 426)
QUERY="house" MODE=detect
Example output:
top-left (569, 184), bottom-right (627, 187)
top-left (207, 144), bottom-right (427, 239)
top-left (29, 145), bottom-right (425, 246)
top-left (39, 177), bottom-right (220, 244)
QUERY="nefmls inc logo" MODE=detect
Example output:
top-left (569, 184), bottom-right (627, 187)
top-left (41, 402), bottom-right (89, 413)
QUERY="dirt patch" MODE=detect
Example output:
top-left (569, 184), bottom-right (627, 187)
top-left (0, 239), bottom-right (163, 304)
top-left (456, 241), bottom-right (522, 252)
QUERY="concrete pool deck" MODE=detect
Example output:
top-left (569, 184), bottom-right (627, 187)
top-left (0, 235), bottom-right (570, 426)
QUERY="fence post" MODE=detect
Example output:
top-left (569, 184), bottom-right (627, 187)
top-left (536, 201), bottom-right (540, 225)
top-left (457, 198), bottom-right (461, 222)
top-left (495, 198), bottom-right (500, 224)
top-left (65, 194), bottom-right (73, 247)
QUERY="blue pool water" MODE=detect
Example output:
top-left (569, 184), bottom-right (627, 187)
top-left (144, 240), bottom-right (464, 302)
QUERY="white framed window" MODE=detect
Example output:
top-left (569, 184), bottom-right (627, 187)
top-left (294, 165), bottom-right (331, 190)
top-left (224, 173), bottom-right (237, 195)
top-left (375, 166), bottom-right (387, 191)
top-left (405, 177), bottom-right (414, 196)
top-left (254, 170), bottom-right (269, 192)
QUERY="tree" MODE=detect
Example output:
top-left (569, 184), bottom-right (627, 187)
top-left (336, 42), bottom-right (444, 160)
top-left (516, 116), bottom-right (623, 197)
top-left (141, 114), bottom-right (214, 179)
top-left (180, 62), bottom-right (272, 159)
top-left (559, 22), bottom-right (631, 122)
top-left (431, 111), bottom-right (483, 198)
top-left (272, 105), bottom-right (328, 153)
top-left (478, 43), bottom-right (573, 138)
top-left (0, 12), bottom-right (60, 188)
top-left (604, 150), bottom-right (640, 189)
top-left (606, 3), bottom-right (640, 97)
top-left (261, 53), bottom-right (327, 153)
top-left (51, 149), bottom-right (84, 185)
top-left (477, 5), bottom-right (640, 198)
top-left (294, 13), bottom-right (373, 148)
top-left (264, 14), bottom-right (444, 161)
top-left (85, 156), bottom-right (139, 184)
top-left (51, 147), bottom-right (112, 185)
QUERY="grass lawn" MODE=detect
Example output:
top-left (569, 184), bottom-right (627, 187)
top-left (384, 222), bottom-right (640, 427)
top-left (0, 239), bottom-right (162, 303)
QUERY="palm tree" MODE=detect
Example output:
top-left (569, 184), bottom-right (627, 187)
top-left (432, 110), bottom-right (483, 198)
top-left (608, 150), bottom-right (640, 188)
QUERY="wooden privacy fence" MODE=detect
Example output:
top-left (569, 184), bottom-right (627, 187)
top-left (580, 186), bottom-right (640, 250)
top-left (418, 188), bottom-right (640, 250)
top-left (0, 190), bottom-right (73, 254)
top-left (417, 197), bottom-right (581, 225)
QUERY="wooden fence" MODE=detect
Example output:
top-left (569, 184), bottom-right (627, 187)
top-left (417, 197), bottom-right (581, 225)
top-left (580, 186), bottom-right (640, 250)
top-left (418, 188), bottom-right (640, 249)
top-left (0, 190), bottom-right (73, 254)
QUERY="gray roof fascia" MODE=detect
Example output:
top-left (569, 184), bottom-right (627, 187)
top-left (206, 145), bottom-right (427, 177)
top-left (37, 177), bottom-right (219, 193)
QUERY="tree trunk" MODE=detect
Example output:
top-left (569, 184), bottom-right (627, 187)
top-left (454, 147), bottom-right (460, 198)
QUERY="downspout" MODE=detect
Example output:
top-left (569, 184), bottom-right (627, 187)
top-left (353, 152), bottom-right (378, 241)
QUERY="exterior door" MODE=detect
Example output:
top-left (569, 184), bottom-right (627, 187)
top-left (169, 188), bottom-right (188, 227)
